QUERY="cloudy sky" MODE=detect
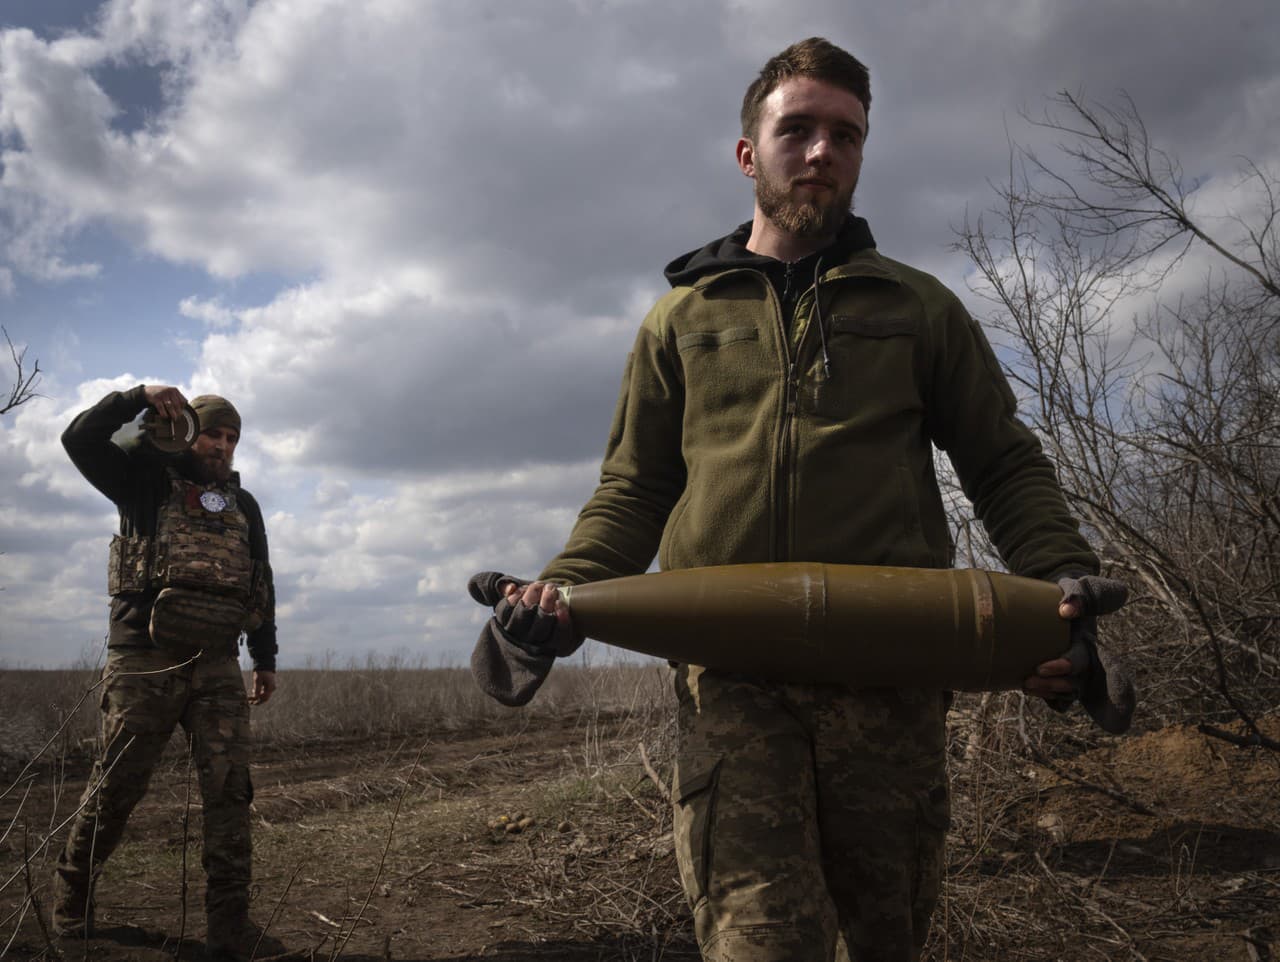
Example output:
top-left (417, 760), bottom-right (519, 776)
top-left (1, 0), bottom-right (1276, 669)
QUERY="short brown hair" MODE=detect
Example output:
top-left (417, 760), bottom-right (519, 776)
top-left (741, 37), bottom-right (871, 139)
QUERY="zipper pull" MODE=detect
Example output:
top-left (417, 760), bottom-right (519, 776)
top-left (812, 256), bottom-right (832, 379)
top-left (786, 361), bottom-right (798, 414)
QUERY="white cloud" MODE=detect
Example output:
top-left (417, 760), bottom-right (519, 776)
top-left (93, 0), bottom-right (251, 65)
top-left (179, 294), bottom-right (237, 328)
top-left (1, 0), bottom-right (1277, 667)
top-left (0, 0), bottom-right (758, 297)
top-left (182, 268), bottom-right (637, 475)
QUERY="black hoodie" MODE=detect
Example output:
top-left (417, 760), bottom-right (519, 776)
top-left (664, 215), bottom-right (878, 331)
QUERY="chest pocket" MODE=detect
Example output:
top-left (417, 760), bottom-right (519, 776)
top-left (676, 327), bottom-right (759, 351)
top-left (676, 326), bottom-right (769, 423)
top-left (804, 314), bottom-right (922, 421)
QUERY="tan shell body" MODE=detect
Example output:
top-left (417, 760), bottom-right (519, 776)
top-left (559, 563), bottom-right (1067, 691)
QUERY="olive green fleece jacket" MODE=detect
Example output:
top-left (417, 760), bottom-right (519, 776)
top-left (541, 227), bottom-right (1098, 587)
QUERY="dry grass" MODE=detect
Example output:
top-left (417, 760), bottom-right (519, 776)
top-left (3, 657), bottom-right (1277, 961)
top-left (0, 669), bottom-right (103, 774)
top-left (0, 650), bottom-right (673, 772)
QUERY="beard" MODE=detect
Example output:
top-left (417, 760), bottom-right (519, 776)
top-left (755, 162), bottom-right (855, 239)
top-left (183, 450), bottom-right (234, 484)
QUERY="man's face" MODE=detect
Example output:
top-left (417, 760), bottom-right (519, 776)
top-left (189, 426), bottom-right (238, 483)
top-left (740, 77), bottom-right (867, 239)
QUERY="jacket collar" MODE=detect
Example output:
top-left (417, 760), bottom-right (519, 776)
top-left (690, 246), bottom-right (903, 292)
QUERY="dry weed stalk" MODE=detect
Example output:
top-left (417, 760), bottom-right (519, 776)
top-left (19, 827), bottom-right (58, 962)
top-left (0, 653), bottom-right (214, 960)
top-left (328, 741), bottom-right (429, 961)
top-left (936, 685), bottom-right (1280, 960)
top-left (0, 671), bottom-right (113, 806)
top-left (0, 734), bottom-right (137, 900)
top-left (252, 858), bottom-right (304, 960)
top-left (400, 666), bottom-right (691, 956)
top-left (175, 741), bottom-right (195, 959)
top-left (0, 784), bottom-right (33, 850)
top-left (466, 683), bottom-right (689, 953)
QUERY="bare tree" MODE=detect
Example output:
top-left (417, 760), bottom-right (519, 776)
top-left (953, 92), bottom-right (1279, 743)
top-left (1, 326), bottom-right (42, 416)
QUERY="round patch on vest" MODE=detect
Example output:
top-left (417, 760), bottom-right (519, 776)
top-left (199, 490), bottom-right (228, 512)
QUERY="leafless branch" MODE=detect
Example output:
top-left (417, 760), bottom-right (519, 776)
top-left (1, 326), bottom-right (42, 416)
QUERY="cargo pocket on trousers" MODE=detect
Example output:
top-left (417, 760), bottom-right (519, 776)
top-left (101, 671), bottom-right (176, 736)
top-left (912, 783), bottom-right (951, 936)
top-left (672, 754), bottom-right (721, 910)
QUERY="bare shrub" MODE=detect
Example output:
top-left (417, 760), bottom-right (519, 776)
top-left (953, 91), bottom-right (1280, 739)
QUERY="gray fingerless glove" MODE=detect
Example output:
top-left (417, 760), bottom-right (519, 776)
top-left (467, 571), bottom-right (583, 707)
top-left (1050, 572), bottom-right (1137, 734)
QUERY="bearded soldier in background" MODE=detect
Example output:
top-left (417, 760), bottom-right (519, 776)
top-left (53, 384), bottom-right (281, 962)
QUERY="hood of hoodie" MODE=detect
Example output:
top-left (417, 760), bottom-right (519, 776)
top-left (664, 215), bottom-right (877, 288)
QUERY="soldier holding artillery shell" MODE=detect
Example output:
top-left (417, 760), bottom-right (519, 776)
top-left (470, 37), bottom-right (1131, 962)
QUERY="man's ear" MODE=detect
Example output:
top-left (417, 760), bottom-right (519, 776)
top-left (736, 137), bottom-right (756, 178)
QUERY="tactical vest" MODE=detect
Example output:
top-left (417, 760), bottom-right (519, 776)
top-left (107, 472), bottom-right (269, 658)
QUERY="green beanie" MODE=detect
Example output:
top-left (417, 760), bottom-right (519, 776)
top-left (190, 395), bottom-right (242, 433)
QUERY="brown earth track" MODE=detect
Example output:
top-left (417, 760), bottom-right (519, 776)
top-left (3, 710), bottom-right (1278, 961)
top-left (3, 711), bottom-right (697, 961)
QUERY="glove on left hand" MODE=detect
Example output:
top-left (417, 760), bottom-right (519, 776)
top-left (1053, 573), bottom-right (1137, 735)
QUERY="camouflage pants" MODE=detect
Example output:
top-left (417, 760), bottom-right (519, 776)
top-left (672, 665), bottom-right (950, 962)
top-left (56, 646), bottom-right (253, 919)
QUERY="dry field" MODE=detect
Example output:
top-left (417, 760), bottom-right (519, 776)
top-left (2, 660), bottom-right (1278, 962)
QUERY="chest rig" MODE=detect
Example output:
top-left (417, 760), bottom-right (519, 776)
top-left (108, 471), bottom-right (266, 659)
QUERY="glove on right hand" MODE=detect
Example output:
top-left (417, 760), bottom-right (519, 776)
top-left (467, 571), bottom-right (582, 658)
top-left (466, 571), bottom-right (582, 708)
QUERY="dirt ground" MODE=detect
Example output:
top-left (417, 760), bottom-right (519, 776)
top-left (939, 710), bottom-right (1280, 962)
top-left (4, 713), bottom-right (695, 962)
top-left (3, 710), bottom-right (1278, 961)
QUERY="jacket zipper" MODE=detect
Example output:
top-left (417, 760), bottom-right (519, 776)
top-left (774, 267), bottom-right (819, 564)
top-left (776, 358), bottom-right (799, 562)
top-left (728, 266), bottom-right (815, 564)
top-left (781, 262), bottom-right (799, 317)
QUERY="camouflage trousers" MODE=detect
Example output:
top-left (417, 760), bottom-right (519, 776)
top-left (56, 646), bottom-right (253, 920)
top-left (672, 665), bottom-right (950, 962)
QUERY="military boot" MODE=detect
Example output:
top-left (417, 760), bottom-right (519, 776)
top-left (50, 872), bottom-right (95, 939)
top-left (205, 904), bottom-right (286, 961)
